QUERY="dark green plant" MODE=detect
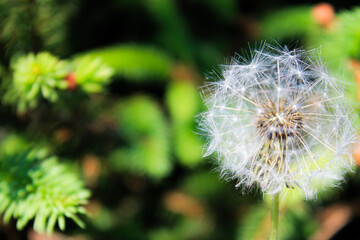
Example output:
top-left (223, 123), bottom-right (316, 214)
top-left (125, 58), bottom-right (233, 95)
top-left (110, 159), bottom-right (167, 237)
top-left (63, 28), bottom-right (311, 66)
top-left (0, 150), bottom-right (90, 234)
top-left (0, 0), bottom-right (73, 57)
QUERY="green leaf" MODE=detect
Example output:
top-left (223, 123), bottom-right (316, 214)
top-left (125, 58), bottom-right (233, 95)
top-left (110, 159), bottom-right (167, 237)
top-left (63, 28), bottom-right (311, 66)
top-left (78, 44), bottom-right (172, 82)
top-left (110, 96), bottom-right (172, 179)
top-left (166, 81), bottom-right (204, 167)
top-left (166, 81), bottom-right (201, 123)
top-left (41, 84), bottom-right (52, 98)
top-left (4, 202), bottom-right (16, 223)
top-left (27, 82), bottom-right (40, 100)
top-left (173, 125), bottom-right (203, 167)
top-left (58, 215), bottom-right (66, 231)
top-left (261, 6), bottom-right (317, 41)
top-left (46, 212), bottom-right (58, 234)
top-left (144, 0), bottom-right (194, 62)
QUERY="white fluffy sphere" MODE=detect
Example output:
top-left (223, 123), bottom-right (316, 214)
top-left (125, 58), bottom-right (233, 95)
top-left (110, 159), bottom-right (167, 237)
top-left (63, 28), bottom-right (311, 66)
top-left (199, 44), bottom-right (357, 198)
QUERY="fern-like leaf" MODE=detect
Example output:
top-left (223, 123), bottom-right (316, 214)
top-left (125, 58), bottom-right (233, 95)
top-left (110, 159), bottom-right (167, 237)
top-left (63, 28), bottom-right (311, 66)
top-left (0, 151), bottom-right (90, 234)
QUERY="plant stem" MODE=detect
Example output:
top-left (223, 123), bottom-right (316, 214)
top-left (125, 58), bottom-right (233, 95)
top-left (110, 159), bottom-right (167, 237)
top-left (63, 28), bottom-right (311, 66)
top-left (269, 192), bottom-right (280, 240)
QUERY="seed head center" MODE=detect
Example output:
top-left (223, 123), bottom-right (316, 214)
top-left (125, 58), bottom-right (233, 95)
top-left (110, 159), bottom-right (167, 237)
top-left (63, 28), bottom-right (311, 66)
top-left (256, 99), bottom-right (303, 140)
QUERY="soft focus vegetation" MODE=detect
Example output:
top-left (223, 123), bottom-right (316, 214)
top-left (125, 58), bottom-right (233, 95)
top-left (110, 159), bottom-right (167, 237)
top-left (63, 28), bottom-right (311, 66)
top-left (1, 1), bottom-right (360, 240)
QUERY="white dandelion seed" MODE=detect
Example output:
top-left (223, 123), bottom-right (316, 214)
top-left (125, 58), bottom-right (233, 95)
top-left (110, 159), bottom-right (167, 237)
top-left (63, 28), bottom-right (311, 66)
top-left (199, 44), bottom-right (358, 199)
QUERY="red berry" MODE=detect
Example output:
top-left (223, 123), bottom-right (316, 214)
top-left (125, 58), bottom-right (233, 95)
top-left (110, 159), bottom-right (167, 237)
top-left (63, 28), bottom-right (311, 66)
top-left (65, 72), bottom-right (77, 90)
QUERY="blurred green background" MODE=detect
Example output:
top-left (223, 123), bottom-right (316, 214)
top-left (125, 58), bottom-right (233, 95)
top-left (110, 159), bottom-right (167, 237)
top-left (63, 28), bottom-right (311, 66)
top-left (1, 0), bottom-right (360, 240)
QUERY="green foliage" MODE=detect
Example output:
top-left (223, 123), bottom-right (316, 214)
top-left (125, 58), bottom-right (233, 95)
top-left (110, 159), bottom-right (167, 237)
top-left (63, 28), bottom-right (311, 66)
top-left (262, 6), bottom-right (319, 43)
top-left (279, 205), bottom-right (318, 240)
top-left (3, 52), bottom-right (114, 112)
top-left (79, 44), bottom-right (172, 82)
top-left (110, 96), bottom-right (172, 179)
top-left (1, 1), bottom-right (359, 239)
top-left (314, 8), bottom-right (360, 104)
top-left (181, 171), bottom-right (223, 200)
top-left (34, 0), bottom-right (73, 54)
top-left (237, 201), bottom-right (317, 240)
top-left (0, 134), bottom-right (50, 158)
top-left (166, 81), bottom-right (203, 167)
top-left (149, 216), bottom-right (213, 240)
top-left (4, 52), bottom-right (68, 112)
top-left (144, 0), bottom-right (194, 62)
top-left (72, 56), bottom-right (114, 93)
top-left (0, 150), bottom-right (90, 234)
top-left (166, 81), bottom-right (200, 124)
top-left (0, 0), bottom-right (72, 57)
top-left (196, 0), bottom-right (237, 21)
top-left (320, 7), bottom-right (360, 68)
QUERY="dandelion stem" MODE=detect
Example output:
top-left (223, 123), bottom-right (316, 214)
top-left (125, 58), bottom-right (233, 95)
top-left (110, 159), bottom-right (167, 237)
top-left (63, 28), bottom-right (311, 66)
top-left (269, 192), bottom-right (280, 240)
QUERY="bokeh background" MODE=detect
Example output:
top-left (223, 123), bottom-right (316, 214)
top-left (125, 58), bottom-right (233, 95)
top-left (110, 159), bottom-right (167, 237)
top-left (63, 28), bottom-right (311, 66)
top-left (1, 0), bottom-right (360, 240)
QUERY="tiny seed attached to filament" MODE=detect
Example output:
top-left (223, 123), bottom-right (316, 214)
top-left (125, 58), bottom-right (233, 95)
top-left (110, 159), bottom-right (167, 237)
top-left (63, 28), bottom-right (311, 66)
top-left (255, 98), bottom-right (304, 187)
top-left (256, 98), bottom-right (303, 140)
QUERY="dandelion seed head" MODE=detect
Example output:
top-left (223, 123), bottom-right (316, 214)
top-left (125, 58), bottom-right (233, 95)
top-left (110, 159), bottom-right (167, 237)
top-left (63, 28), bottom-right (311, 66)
top-left (199, 44), bottom-right (357, 198)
